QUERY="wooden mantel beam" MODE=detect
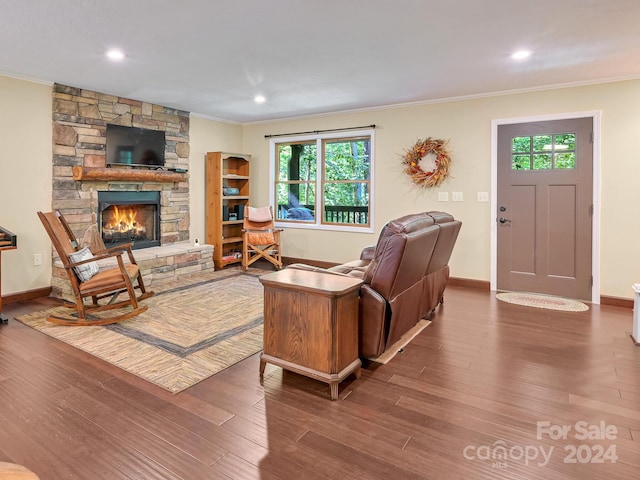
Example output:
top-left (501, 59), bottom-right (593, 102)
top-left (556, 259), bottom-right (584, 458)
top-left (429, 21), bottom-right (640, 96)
top-left (72, 167), bottom-right (187, 183)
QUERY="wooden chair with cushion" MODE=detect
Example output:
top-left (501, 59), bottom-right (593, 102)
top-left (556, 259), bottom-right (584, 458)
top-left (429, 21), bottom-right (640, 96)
top-left (242, 206), bottom-right (283, 270)
top-left (37, 210), bottom-right (153, 326)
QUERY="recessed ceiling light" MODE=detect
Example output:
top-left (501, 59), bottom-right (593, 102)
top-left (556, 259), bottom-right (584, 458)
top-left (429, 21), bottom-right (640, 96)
top-left (511, 50), bottom-right (532, 60)
top-left (106, 49), bottom-right (125, 61)
top-left (254, 95), bottom-right (266, 104)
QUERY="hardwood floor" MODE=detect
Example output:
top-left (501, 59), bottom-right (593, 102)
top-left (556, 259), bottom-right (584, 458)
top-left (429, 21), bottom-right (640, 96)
top-left (0, 285), bottom-right (638, 479)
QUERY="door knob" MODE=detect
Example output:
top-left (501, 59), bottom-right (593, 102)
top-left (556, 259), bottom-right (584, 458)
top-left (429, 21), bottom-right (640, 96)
top-left (499, 217), bottom-right (511, 224)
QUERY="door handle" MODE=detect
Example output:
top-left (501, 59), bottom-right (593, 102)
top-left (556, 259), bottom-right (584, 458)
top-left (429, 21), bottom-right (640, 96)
top-left (499, 217), bottom-right (511, 224)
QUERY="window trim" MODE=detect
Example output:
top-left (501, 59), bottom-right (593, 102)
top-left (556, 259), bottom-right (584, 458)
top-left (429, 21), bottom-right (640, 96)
top-left (269, 128), bottom-right (375, 233)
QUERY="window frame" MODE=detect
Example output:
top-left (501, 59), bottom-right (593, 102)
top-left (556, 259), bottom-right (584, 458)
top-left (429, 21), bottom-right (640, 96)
top-left (269, 128), bottom-right (375, 233)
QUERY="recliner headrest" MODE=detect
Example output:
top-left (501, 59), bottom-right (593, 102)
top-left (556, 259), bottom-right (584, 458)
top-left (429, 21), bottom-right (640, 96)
top-left (426, 211), bottom-right (455, 224)
top-left (385, 213), bottom-right (435, 234)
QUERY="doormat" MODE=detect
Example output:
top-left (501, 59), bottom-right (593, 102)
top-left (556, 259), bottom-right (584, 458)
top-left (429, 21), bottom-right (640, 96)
top-left (496, 292), bottom-right (589, 312)
top-left (15, 268), bottom-right (266, 394)
top-left (367, 319), bottom-right (431, 364)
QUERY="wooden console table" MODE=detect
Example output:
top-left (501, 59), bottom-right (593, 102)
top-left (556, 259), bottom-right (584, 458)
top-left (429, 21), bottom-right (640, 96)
top-left (0, 227), bottom-right (17, 324)
top-left (259, 269), bottom-right (363, 400)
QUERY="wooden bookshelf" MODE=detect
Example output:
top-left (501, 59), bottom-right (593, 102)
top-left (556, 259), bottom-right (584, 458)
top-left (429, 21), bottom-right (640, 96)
top-left (205, 152), bottom-right (251, 269)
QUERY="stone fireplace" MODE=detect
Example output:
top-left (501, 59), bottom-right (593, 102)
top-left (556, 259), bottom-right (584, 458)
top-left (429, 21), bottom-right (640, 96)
top-left (52, 83), bottom-right (190, 245)
top-left (50, 84), bottom-right (213, 299)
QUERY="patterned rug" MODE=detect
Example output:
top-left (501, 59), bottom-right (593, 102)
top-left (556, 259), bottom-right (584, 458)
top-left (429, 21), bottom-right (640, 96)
top-left (496, 292), bottom-right (589, 312)
top-left (15, 267), bottom-right (266, 394)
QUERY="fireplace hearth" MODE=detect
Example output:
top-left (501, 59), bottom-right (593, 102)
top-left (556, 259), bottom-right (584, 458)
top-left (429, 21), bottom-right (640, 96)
top-left (98, 191), bottom-right (161, 250)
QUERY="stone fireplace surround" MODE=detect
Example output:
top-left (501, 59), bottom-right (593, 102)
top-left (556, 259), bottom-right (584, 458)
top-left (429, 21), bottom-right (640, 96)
top-left (50, 84), bottom-right (213, 300)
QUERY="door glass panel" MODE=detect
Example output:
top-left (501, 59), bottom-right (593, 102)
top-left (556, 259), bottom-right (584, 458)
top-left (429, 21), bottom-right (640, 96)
top-left (512, 155), bottom-right (531, 170)
top-left (533, 154), bottom-right (552, 170)
top-left (555, 152), bottom-right (576, 169)
top-left (533, 135), bottom-right (553, 151)
top-left (533, 135), bottom-right (552, 152)
top-left (512, 136), bottom-right (531, 153)
top-left (554, 133), bottom-right (575, 150)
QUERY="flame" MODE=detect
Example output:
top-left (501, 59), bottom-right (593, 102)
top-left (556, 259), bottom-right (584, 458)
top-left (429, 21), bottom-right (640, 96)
top-left (104, 205), bottom-right (143, 233)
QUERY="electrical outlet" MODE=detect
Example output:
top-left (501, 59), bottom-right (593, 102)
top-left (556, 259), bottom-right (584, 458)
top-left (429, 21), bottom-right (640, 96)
top-left (437, 192), bottom-right (449, 202)
top-left (477, 191), bottom-right (489, 202)
top-left (33, 253), bottom-right (42, 266)
top-left (452, 191), bottom-right (464, 202)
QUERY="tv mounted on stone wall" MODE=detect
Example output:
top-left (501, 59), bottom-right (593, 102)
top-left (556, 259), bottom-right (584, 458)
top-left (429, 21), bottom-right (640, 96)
top-left (106, 124), bottom-right (165, 168)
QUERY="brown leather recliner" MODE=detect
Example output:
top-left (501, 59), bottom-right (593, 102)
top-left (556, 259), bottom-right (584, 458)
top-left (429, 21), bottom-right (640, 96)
top-left (288, 211), bottom-right (461, 358)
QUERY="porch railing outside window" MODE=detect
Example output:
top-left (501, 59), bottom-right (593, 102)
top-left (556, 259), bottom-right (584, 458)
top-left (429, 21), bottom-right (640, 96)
top-left (276, 204), bottom-right (369, 225)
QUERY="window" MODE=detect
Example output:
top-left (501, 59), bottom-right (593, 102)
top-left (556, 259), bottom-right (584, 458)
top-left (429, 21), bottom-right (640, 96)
top-left (271, 129), bottom-right (373, 231)
top-left (511, 133), bottom-right (576, 170)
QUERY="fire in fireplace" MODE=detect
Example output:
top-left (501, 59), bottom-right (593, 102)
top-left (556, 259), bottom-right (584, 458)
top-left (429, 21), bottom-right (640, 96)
top-left (98, 191), bottom-right (161, 250)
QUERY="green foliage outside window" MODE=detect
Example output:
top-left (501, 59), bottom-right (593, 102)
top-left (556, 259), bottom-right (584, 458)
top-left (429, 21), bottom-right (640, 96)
top-left (274, 135), bottom-right (371, 225)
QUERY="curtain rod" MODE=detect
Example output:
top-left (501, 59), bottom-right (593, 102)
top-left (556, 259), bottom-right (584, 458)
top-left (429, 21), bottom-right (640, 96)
top-left (264, 124), bottom-right (376, 138)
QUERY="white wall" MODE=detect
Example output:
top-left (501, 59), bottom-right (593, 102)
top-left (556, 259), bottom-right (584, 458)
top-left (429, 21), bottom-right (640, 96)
top-left (0, 76), bottom-right (52, 295)
top-left (242, 80), bottom-right (640, 299)
top-left (3, 76), bottom-right (640, 300)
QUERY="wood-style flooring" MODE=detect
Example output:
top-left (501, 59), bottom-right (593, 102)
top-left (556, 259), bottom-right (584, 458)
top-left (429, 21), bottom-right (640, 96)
top-left (0, 285), bottom-right (638, 479)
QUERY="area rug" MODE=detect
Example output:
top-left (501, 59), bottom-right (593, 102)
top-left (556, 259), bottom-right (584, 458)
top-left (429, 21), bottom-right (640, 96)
top-left (496, 292), bottom-right (589, 312)
top-left (367, 319), bottom-right (431, 364)
top-left (15, 268), bottom-right (266, 394)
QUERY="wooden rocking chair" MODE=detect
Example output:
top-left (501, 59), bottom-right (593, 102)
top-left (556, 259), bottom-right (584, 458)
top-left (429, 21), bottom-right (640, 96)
top-left (242, 206), bottom-right (283, 270)
top-left (37, 211), bottom-right (153, 326)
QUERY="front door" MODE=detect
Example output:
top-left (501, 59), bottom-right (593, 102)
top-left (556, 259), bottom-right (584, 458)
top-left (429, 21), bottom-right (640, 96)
top-left (496, 118), bottom-right (593, 301)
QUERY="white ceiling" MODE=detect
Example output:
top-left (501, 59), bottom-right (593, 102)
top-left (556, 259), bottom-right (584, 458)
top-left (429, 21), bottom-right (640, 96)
top-left (2, 0), bottom-right (640, 123)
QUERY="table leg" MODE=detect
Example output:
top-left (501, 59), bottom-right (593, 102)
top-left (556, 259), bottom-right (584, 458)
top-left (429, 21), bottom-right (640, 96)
top-left (330, 382), bottom-right (339, 401)
top-left (0, 252), bottom-right (6, 325)
top-left (259, 357), bottom-right (267, 376)
top-left (632, 284), bottom-right (640, 345)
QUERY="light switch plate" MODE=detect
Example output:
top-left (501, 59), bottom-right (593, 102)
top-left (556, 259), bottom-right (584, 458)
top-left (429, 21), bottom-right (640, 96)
top-left (452, 191), bottom-right (463, 202)
top-left (437, 192), bottom-right (449, 202)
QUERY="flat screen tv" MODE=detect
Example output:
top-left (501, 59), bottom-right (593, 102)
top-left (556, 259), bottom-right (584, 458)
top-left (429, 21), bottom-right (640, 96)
top-left (106, 124), bottom-right (165, 168)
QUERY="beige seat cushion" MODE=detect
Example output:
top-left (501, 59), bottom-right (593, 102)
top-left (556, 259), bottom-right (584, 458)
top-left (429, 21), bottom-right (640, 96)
top-left (0, 462), bottom-right (40, 480)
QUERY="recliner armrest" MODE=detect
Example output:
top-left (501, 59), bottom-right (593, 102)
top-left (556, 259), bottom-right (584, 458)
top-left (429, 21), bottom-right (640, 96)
top-left (360, 245), bottom-right (375, 261)
top-left (286, 263), bottom-right (350, 277)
